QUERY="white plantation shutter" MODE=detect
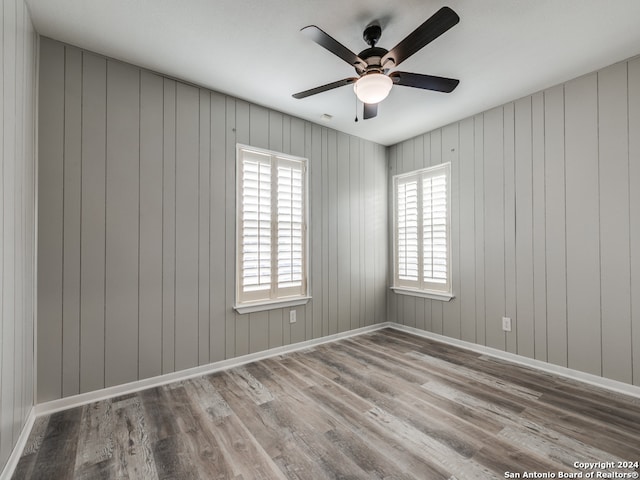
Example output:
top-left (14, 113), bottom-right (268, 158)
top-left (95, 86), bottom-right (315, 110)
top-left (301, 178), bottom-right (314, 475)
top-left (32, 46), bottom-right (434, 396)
top-left (397, 179), bottom-right (419, 282)
top-left (237, 146), bottom-right (307, 305)
top-left (423, 173), bottom-right (448, 284)
top-left (394, 163), bottom-right (451, 295)
top-left (277, 160), bottom-right (304, 292)
top-left (240, 151), bottom-right (272, 298)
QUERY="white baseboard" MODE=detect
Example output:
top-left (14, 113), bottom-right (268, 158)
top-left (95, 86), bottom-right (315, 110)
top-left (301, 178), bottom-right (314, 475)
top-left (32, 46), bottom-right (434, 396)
top-left (7, 321), bottom-right (640, 480)
top-left (0, 407), bottom-right (36, 480)
top-left (389, 323), bottom-right (640, 399)
top-left (35, 322), bottom-right (390, 417)
top-left (32, 320), bottom-right (640, 416)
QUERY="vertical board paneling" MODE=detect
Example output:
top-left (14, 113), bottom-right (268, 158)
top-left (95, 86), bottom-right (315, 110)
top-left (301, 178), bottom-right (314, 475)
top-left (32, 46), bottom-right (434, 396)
top-left (13, 0), bottom-right (25, 442)
top-left (337, 133), bottom-right (351, 333)
top-left (62, 47), bottom-right (82, 397)
top-left (321, 128), bottom-right (330, 334)
top-left (459, 118), bottom-right (475, 343)
top-left (104, 60), bottom-right (140, 387)
top-left (27, 11), bottom-right (37, 412)
top-left (564, 73), bottom-right (601, 376)
top-left (327, 130), bottom-right (338, 335)
top-left (377, 143), bottom-right (388, 325)
top-left (598, 63), bottom-right (632, 383)
top-left (474, 115), bottom-right (486, 346)
top-left (503, 104), bottom-right (517, 354)
top-left (209, 91), bottom-right (226, 362)
top-left (629, 58), bottom-right (640, 386)
top-left (138, 71), bottom-right (164, 379)
top-left (531, 91), bottom-right (547, 363)
top-left (483, 107), bottom-right (505, 350)
top-left (37, 38), bottom-right (65, 402)
top-left (544, 85), bottom-right (566, 366)
top-left (224, 96), bottom-right (237, 359)
top-left (80, 52), bottom-right (107, 393)
top-left (0, 0), bottom-right (36, 469)
top-left (363, 141), bottom-right (375, 327)
top-left (162, 78), bottom-right (176, 373)
top-left (515, 96), bottom-right (535, 359)
top-left (249, 104), bottom-right (269, 150)
top-left (198, 89), bottom-right (211, 365)
top-left (2, 0), bottom-right (18, 456)
top-left (350, 136), bottom-right (362, 330)
top-left (311, 124), bottom-right (323, 336)
top-left (175, 83), bottom-right (200, 371)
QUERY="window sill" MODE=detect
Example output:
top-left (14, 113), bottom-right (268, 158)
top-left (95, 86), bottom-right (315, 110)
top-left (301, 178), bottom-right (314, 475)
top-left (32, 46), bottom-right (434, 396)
top-left (391, 287), bottom-right (454, 302)
top-left (234, 296), bottom-right (311, 314)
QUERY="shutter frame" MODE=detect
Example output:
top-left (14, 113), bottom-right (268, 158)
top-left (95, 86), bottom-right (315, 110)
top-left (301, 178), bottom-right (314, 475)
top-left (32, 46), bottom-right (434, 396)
top-left (236, 145), bottom-right (309, 307)
top-left (393, 162), bottom-right (452, 296)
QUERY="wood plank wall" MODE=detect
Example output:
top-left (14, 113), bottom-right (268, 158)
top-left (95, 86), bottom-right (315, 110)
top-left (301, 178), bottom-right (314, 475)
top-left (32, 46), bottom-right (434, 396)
top-left (388, 56), bottom-right (640, 387)
top-left (0, 0), bottom-right (37, 472)
top-left (37, 38), bottom-right (388, 402)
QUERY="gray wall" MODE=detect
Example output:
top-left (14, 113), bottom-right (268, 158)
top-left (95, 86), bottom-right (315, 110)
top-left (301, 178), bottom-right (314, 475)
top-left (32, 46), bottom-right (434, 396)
top-left (389, 56), bottom-right (640, 387)
top-left (37, 37), bottom-right (388, 402)
top-left (0, 0), bottom-right (37, 471)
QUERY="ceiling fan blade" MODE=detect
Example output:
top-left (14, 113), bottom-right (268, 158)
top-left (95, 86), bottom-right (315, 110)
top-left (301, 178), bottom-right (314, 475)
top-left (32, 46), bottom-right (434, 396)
top-left (301, 25), bottom-right (367, 70)
top-left (363, 103), bottom-right (378, 119)
top-left (390, 71), bottom-right (459, 93)
top-left (292, 77), bottom-right (358, 99)
top-left (382, 7), bottom-right (459, 68)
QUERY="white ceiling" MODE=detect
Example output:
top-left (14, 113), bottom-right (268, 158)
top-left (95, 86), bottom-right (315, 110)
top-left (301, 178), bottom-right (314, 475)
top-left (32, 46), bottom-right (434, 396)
top-left (26, 0), bottom-right (640, 146)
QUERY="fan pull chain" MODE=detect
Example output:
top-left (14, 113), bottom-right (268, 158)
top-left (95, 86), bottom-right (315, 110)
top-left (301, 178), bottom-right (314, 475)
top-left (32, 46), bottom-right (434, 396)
top-left (354, 95), bottom-right (359, 122)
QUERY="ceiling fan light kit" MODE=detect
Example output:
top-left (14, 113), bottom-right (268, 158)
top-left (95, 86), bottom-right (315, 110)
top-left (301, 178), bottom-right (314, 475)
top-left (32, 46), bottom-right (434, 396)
top-left (292, 6), bottom-right (460, 120)
top-left (353, 73), bottom-right (393, 104)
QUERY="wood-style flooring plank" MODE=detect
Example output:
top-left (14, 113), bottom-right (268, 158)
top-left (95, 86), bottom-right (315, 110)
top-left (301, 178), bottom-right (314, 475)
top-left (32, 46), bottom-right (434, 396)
top-left (13, 328), bottom-right (640, 480)
top-left (28, 408), bottom-right (83, 479)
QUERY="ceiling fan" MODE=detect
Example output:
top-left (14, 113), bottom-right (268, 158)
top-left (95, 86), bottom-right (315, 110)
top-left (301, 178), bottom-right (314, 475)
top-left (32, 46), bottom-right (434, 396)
top-left (292, 6), bottom-right (460, 120)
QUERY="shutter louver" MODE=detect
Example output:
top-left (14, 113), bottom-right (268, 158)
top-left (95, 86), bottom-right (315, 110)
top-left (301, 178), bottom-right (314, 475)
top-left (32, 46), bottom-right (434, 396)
top-left (423, 174), bottom-right (447, 284)
top-left (277, 161), bottom-right (304, 290)
top-left (397, 179), bottom-right (419, 282)
top-left (241, 153), bottom-right (272, 295)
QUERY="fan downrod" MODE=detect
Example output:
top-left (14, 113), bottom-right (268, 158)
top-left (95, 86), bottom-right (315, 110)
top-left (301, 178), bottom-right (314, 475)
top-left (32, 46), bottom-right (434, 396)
top-left (363, 24), bottom-right (382, 47)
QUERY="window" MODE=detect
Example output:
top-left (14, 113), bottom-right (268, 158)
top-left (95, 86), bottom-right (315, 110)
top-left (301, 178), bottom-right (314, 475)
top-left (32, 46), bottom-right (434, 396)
top-left (392, 163), bottom-right (453, 301)
top-left (235, 145), bottom-right (309, 313)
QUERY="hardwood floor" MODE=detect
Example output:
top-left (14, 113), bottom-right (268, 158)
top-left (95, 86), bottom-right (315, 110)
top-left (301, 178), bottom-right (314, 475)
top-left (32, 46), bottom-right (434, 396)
top-left (13, 328), bottom-right (640, 479)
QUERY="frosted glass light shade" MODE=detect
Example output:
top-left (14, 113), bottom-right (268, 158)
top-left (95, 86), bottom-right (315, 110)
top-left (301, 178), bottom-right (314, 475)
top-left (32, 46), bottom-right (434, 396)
top-left (353, 73), bottom-right (392, 104)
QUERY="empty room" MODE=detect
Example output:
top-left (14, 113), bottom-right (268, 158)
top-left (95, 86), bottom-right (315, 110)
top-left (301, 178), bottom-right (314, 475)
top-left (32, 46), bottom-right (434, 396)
top-left (1, 0), bottom-right (640, 478)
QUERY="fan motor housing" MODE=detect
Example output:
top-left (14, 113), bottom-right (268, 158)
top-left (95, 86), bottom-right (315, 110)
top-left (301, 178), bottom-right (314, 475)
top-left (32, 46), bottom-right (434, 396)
top-left (356, 46), bottom-right (389, 74)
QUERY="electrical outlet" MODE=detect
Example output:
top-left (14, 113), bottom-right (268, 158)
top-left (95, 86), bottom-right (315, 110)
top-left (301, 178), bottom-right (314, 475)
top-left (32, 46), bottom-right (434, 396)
top-left (502, 317), bottom-right (512, 332)
top-left (289, 310), bottom-right (297, 324)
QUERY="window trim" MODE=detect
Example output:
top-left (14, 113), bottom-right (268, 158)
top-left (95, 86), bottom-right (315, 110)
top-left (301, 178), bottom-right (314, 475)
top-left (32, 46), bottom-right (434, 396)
top-left (234, 144), bottom-right (310, 313)
top-left (391, 162), bottom-right (453, 301)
